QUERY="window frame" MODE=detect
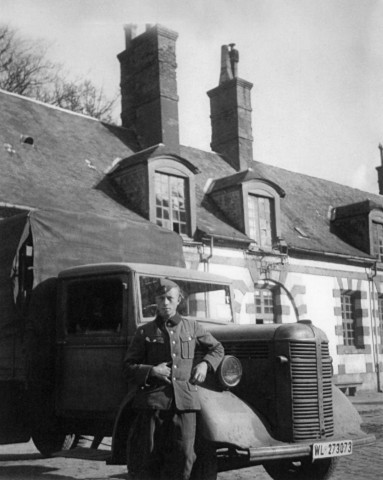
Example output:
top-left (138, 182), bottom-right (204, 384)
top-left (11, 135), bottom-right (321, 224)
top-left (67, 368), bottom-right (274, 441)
top-left (247, 193), bottom-right (276, 249)
top-left (340, 291), bottom-right (357, 347)
top-left (154, 171), bottom-right (190, 235)
top-left (242, 181), bottom-right (281, 250)
top-left (371, 216), bottom-right (383, 262)
top-left (254, 286), bottom-right (277, 324)
top-left (137, 274), bottom-right (234, 324)
top-left (61, 274), bottom-right (128, 338)
top-left (148, 158), bottom-right (196, 238)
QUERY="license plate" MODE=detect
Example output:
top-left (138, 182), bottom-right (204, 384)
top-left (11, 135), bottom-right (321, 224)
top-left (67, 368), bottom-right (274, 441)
top-left (312, 440), bottom-right (353, 459)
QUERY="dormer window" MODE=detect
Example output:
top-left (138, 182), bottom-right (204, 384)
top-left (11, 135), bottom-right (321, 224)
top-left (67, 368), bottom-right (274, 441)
top-left (248, 194), bottom-right (275, 249)
top-left (155, 171), bottom-right (189, 235)
top-left (108, 145), bottom-right (198, 239)
top-left (331, 200), bottom-right (383, 261)
top-left (149, 158), bottom-right (197, 237)
top-left (242, 179), bottom-right (283, 250)
top-left (208, 170), bottom-right (285, 251)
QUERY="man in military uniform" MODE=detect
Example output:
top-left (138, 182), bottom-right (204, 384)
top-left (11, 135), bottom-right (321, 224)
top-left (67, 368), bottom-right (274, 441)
top-left (123, 278), bottom-right (224, 480)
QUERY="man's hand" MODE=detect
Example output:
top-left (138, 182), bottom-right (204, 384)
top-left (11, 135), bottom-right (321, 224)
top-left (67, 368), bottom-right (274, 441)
top-left (150, 362), bottom-right (172, 384)
top-left (190, 361), bottom-right (208, 384)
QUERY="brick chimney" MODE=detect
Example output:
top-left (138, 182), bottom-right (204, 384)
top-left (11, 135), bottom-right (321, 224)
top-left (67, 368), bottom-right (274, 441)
top-left (118, 24), bottom-right (180, 152)
top-left (377, 144), bottom-right (383, 194)
top-left (207, 44), bottom-right (253, 171)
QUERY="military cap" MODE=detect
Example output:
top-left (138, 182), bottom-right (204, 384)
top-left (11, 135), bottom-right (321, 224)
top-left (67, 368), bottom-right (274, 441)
top-left (154, 278), bottom-right (180, 296)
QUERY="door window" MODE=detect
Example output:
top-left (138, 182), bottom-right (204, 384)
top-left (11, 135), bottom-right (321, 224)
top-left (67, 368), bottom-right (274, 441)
top-left (65, 277), bottom-right (125, 335)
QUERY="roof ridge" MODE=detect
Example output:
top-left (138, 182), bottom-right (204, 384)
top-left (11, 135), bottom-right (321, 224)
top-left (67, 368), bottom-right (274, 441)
top-left (0, 88), bottom-right (103, 123)
top-left (253, 159), bottom-right (381, 200)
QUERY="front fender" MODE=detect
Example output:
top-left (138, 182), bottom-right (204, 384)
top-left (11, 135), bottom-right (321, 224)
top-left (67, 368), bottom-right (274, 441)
top-left (332, 385), bottom-right (372, 444)
top-left (197, 386), bottom-right (281, 449)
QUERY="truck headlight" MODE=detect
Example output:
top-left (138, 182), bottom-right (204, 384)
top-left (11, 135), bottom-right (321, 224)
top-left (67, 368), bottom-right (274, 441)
top-left (217, 355), bottom-right (242, 388)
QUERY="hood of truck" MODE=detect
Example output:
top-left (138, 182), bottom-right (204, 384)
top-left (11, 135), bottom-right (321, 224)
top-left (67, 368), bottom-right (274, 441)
top-left (204, 321), bottom-right (329, 343)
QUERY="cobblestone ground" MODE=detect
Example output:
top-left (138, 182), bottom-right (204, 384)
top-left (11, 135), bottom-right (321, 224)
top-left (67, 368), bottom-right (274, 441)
top-left (0, 402), bottom-right (381, 479)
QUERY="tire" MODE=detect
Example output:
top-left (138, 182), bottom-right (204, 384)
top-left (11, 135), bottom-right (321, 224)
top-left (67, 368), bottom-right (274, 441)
top-left (263, 457), bottom-right (338, 480)
top-left (32, 431), bottom-right (77, 457)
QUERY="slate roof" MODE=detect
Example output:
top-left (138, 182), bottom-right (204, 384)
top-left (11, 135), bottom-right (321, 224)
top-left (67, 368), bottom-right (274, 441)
top-left (0, 89), bottom-right (138, 219)
top-left (248, 160), bottom-right (383, 259)
top-left (1, 89), bottom-right (382, 262)
top-left (179, 145), bottom-right (383, 260)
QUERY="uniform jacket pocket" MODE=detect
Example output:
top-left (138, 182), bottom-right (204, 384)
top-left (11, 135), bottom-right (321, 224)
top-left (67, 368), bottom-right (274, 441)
top-left (180, 333), bottom-right (195, 359)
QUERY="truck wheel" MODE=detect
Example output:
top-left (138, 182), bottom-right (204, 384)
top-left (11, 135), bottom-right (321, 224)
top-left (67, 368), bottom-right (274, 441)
top-left (32, 432), bottom-right (77, 457)
top-left (263, 457), bottom-right (338, 480)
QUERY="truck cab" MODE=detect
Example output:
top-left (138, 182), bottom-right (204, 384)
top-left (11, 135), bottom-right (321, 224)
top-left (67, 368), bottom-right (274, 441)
top-left (25, 262), bottom-right (374, 480)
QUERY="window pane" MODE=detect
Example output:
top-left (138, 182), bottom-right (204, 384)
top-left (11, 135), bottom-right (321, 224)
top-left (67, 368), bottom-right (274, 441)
top-left (254, 288), bottom-right (276, 324)
top-left (248, 195), bottom-right (274, 248)
top-left (340, 293), bottom-right (356, 346)
top-left (155, 172), bottom-right (189, 235)
top-left (66, 278), bottom-right (123, 335)
top-left (139, 275), bottom-right (233, 323)
top-left (372, 222), bottom-right (383, 262)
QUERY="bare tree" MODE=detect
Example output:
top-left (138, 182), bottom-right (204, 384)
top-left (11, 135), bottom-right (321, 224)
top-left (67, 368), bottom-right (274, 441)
top-left (37, 78), bottom-right (116, 122)
top-left (0, 24), bottom-right (56, 95)
top-left (0, 24), bottom-right (117, 122)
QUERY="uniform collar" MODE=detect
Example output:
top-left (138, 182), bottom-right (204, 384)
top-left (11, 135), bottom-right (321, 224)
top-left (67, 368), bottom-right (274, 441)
top-left (156, 312), bottom-right (182, 327)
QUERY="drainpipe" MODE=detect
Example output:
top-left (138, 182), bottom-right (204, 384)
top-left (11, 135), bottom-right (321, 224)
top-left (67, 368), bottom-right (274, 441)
top-left (201, 237), bottom-right (214, 273)
top-left (368, 263), bottom-right (382, 392)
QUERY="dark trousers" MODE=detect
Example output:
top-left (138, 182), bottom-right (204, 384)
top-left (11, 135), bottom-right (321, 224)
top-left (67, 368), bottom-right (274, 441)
top-left (128, 408), bottom-right (197, 480)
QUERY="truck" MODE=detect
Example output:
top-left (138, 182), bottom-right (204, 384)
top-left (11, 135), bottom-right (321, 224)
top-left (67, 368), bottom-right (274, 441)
top-left (0, 209), bottom-right (376, 480)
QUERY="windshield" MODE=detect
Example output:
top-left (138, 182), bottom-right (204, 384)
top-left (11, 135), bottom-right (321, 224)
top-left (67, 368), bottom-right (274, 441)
top-left (139, 275), bottom-right (233, 323)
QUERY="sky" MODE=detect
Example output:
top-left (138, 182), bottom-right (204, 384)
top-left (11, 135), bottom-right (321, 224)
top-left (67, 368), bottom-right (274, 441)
top-left (2, 0), bottom-right (383, 194)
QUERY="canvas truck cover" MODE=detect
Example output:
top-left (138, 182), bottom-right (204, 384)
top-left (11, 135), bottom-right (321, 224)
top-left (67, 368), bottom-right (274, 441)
top-left (0, 208), bottom-right (185, 381)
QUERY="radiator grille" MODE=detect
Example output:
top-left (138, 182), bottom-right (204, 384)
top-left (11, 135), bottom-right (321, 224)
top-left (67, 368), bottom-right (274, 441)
top-left (290, 341), bottom-right (334, 441)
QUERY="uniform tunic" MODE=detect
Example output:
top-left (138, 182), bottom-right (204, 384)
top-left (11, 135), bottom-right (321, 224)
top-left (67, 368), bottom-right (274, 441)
top-left (123, 313), bottom-right (224, 480)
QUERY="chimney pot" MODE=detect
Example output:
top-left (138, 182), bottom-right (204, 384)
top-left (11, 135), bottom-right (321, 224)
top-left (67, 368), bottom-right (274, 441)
top-left (208, 46), bottom-right (253, 171)
top-left (123, 24), bottom-right (137, 49)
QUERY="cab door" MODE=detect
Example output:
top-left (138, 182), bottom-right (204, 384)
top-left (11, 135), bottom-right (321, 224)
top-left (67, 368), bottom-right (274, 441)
top-left (55, 273), bottom-right (130, 421)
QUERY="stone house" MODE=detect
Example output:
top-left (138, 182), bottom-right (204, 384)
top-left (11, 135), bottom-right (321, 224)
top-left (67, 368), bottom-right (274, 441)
top-left (1, 24), bottom-right (383, 392)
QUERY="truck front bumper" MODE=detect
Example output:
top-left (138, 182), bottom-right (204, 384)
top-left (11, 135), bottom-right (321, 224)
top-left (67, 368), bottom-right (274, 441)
top-left (247, 434), bottom-right (375, 462)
